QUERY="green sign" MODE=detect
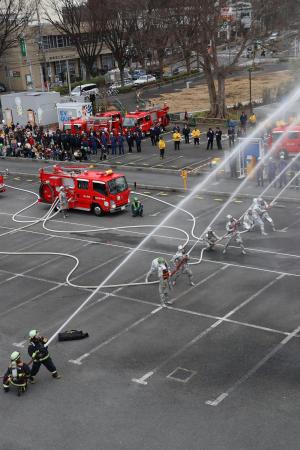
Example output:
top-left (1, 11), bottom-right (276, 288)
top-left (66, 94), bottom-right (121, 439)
top-left (19, 36), bottom-right (27, 57)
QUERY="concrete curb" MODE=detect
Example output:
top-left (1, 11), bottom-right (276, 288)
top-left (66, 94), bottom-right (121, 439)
top-left (2, 156), bottom-right (208, 176)
top-left (129, 182), bottom-right (300, 204)
top-left (6, 167), bottom-right (300, 204)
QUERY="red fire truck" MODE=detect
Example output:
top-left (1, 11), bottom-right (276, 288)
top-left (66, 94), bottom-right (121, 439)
top-left (0, 169), bottom-right (8, 193)
top-left (63, 111), bottom-right (123, 135)
top-left (63, 118), bottom-right (87, 134)
top-left (122, 104), bottom-right (170, 135)
top-left (268, 124), bottom-right (300, 158)
top-left (39, 165), bottom-right (130, 216)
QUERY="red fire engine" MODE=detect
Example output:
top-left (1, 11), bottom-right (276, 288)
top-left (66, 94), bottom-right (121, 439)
top-left (122, 104), bottom-right (170, 135)
top-left (91, 111), bottom-right (123, 134)
top-left (0, 169), bottom-right (8, 193)
top-left (268, 124), bottom-right (300, 158)
top-left (39, 165), bottom-right (131, 215)
top-left (63, 118), bottom-right (87, 134)
top-left (63, 111), bottom-right (123, 135)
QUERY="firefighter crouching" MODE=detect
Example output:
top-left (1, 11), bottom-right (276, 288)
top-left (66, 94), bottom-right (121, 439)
top-left (3, 351), bottom-right (31, 395)
top-left (28, 330), bottom-right (61, 381)
top-left (131, 197), bottom-right (143, 217)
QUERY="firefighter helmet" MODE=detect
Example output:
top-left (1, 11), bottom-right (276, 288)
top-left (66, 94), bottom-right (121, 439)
top-left (29, 329), bottom-right (39, 339)
top-left (206, 227), bottom-right (212, 232)
top-left (10, 351), bottom-right (20, 362)
top-left (178, 245), bottom-right (183, 250)
top-left (226, 214), bottom-right (233, 220)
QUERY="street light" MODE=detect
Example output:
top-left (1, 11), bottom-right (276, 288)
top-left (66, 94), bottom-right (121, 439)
top-left (248, 66), bottom-right (253, 113)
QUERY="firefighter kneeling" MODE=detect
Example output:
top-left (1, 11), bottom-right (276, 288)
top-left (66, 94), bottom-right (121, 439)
top-left (3, 351), bottom-right (31, 395)
top-left (28, 330), bottom-right (61, 381)
top-left (131, 197), bottom-right (143, 217)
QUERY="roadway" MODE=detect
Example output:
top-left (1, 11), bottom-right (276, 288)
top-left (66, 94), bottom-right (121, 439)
top-left (0, 173), bottom-right (299, 449)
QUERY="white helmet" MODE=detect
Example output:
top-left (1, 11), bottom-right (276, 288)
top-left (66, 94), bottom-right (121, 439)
top-left (178, 245), bottom-right (183, 251)
top-left (59, 186), bottom-right (64, 191)
top-left (258, 197), bottom-right (263, 202)
top-left (226, 214), bottom-right (233, 220)
top-left (29, 329), bottom-right (39, 339)
top-left (253, 198), bottom-right (258, 203)
top-left (206, 227), bottom-right (212, 232)
top-left (10, 351), bottom-right (20, 362)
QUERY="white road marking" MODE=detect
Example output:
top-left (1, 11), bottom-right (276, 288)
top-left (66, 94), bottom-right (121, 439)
top-left (12, 340), bottom-right (27, 348)
top-left (206, 315), bottom-right (300, 407)
top-left (131, 274), bottom-right (284, 385)
top-left (0, 212), bottom-right (189, 244)
top-left (151, 155), bottom-right (183, 167)
top-left (69, 306), bottom-right (161, 365)
top-left (0, 284), bottom-right (63, 319)
top-left (149, 211), bottom-right (161, 217)
top-left (172, 265), bottom-right (229, 303)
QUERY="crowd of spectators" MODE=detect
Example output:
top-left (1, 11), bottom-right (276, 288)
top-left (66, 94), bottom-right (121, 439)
top-left (0, 121), bottom-right (144, 162)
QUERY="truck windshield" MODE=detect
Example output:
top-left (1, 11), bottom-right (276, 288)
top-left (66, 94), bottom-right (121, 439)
top-left (107, 176), bottom-right (128, 194)
top-left (272, 132), bottom-right (283, 141)
top-left (123, 118), bottom-right (136, 127)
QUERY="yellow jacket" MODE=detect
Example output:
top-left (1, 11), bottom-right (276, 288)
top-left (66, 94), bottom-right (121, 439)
top-left (173, 132), bottom-right (181, 142)
top-left (249, 114), bottom-right (256, 124)
top-left (191, 129), bottom-right (201, 138)
top-left (158, 139), bottom-right (166, 150)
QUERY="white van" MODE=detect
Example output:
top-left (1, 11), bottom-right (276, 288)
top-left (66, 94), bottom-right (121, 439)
top-left (71, 83), bottom-right (99, 97)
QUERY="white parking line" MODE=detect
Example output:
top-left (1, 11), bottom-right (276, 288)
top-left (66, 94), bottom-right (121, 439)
top-left (69, 272), bottom-right (153, 365)
top-left (69, 306), bottom-right (161, 366)
top-left (0, 223), bottom-right (299, 278)
top-left (206, 311), bottom-right (300, 407)
top-left (131, 274), bottom-right (284, 385)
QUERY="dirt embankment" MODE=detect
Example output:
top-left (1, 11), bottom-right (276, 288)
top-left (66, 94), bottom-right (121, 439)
top-left (150, 70), bottom-right (294, 113)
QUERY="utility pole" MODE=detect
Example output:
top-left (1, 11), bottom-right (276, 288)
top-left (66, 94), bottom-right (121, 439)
top-left (66, 60), bottom-right (72, 96)
top-left (248, 67), bottom-right (252, 113)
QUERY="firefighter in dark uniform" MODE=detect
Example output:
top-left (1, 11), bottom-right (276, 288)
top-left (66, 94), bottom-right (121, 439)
top-left (3, 351), bottom-right (31, 394)
top-left (28, 330), bottom-right (61, 381)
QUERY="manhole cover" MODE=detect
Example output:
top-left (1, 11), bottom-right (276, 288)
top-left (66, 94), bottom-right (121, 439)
top-left (167, 367), bottom-right (196, 383)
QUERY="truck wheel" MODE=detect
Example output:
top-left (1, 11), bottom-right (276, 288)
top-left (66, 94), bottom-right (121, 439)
top-left (93, 204), bottom-right (103, 216)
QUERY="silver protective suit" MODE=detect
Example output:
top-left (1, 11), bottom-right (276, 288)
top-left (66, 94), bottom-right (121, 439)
top-left (171, 250), bottom-right (194, 285)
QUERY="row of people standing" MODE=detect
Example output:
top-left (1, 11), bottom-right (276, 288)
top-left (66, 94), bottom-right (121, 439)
top-left (172, 125), bottom-right (224, 150)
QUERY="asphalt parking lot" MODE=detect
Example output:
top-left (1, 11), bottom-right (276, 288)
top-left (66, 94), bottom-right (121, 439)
top-left (88, 131), bottom-right (226, 173)
top-left (0, 176), bottom-right (300, 450)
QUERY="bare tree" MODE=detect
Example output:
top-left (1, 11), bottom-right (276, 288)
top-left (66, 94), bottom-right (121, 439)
top-left (177, 0), bottom-right (277, 117)
top-left (129, 1), bottom-right (153, 69)
top-left (166, 1), bottom-right (198, 73)
top-left (45, 0), bottom-right (103, 79)
top-left (0, 0), bottom-right (33, 59)
top-left (99, 0), bottom-right (137, 85)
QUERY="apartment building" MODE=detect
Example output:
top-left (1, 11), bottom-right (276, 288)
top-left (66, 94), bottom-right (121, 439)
top-left (0, 23), bottom-right (114, 91)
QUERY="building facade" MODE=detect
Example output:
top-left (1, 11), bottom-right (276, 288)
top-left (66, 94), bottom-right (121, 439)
top-left (0, 23), bottom-right (115, 92)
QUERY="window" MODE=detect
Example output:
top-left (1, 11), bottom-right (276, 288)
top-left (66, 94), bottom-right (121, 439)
top-left (123, 118), bottom-right (136, 127)
top-left (77, 179), bottom-right (89, 190)
top-left (93, 182), bottom-right (107, 195)
top-left (62, 178), bottom-right (75, 189)
top-left (287, 132), bottom-right (300, 140)
top-left (108, 176), bottom-right (128, 194)
top-left (57, 36), bottom-right (64, 47)
top-left (272, 132), bottom-right (283, 142)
